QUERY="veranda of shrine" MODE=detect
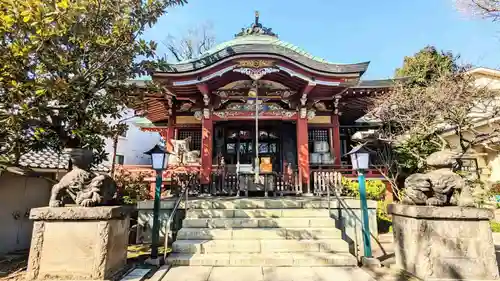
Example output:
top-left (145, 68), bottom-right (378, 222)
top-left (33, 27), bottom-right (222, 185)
top-left (129, 13), bottom-right (395, 199)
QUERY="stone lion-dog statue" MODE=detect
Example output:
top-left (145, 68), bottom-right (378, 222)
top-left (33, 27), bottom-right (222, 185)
top-left (49, 148), bottom-right (118, 207)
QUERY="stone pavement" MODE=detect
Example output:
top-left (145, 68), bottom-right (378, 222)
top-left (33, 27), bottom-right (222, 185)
top-left (161, 266), bottom-right (375, 281)
top-left (157, 232), bottom-right (500, 281)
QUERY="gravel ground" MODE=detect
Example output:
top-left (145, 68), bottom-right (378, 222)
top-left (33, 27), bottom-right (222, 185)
top-left (0, 250), bottom-right (28, 281)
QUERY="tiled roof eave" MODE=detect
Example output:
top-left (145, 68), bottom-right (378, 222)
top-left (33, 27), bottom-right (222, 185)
top-left (18, 149), bottom-right (109, 173)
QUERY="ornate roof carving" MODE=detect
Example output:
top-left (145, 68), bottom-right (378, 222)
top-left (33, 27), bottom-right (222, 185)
top-left (235, 11), bottom-right (278, 38)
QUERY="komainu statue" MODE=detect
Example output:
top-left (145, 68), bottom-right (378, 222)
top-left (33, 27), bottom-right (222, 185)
top-left (49, 148), bottom-right (118, 207)
top-left (402, 150), bottom-right (474, 207)
top-left (168, 137), bottom-right (201, 165)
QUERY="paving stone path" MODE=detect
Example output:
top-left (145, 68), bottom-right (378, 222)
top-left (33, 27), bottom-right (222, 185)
top-left (161, 266), bottom-right (375, 281)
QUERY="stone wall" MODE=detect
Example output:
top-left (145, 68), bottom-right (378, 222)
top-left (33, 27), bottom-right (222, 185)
top-left (136, 197), bottom-right (378, 259)
top-left (389, 204), bottom-right (499, 281)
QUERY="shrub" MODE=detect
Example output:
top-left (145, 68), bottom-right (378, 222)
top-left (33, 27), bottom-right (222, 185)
top-left (114, 167), bottom-right (152, 205)
top-left (341, 178), bottom-right (386, 200)
top-left (491, 221), bottom-right (500, 232)
top-left (490, 182), bottom-right (500, 196)
top-left (340, 178), bottom-right (392, 233)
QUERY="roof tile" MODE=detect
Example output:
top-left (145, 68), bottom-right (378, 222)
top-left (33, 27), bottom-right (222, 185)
top-left (18, 149), bottom-right (109, 172)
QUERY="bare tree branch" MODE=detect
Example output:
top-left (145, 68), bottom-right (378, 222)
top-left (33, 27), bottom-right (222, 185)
top-left (162, 22), bottom-right (216, 62)
top-left (372, 68), bottom-right (500, 178)
top-left (455, 0), bottom-right (500, 21)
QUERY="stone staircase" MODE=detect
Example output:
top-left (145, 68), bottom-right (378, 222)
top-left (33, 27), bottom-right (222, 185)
top-left (166, 199), bottom-right (357, 267)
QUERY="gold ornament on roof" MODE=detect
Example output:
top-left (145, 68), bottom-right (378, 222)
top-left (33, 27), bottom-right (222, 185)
top-left (237, 60), bottom-right (275, 68)
top-left (235, 11), bottom-right (278, 38)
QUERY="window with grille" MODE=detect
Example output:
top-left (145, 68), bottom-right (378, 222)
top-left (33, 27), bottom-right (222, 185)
top-left (177, 129), bottom-right (202, 151)
top-left (308, 129), bottom-right (330, 153)
top-left (115, 155), bottom-right (124, 165)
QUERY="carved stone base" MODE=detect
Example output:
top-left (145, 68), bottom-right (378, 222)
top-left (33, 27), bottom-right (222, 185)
top-left (389, 204), bottom-right (499, 280)
top-left (26, 206), bottom-right (130, 281)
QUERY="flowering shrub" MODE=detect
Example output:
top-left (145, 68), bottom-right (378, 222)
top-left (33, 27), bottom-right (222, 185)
top-left (114, 167), bottom-right (152, 205)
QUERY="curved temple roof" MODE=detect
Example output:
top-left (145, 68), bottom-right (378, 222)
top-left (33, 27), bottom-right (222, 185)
top-left (159, 12), bottom-right (370, 75)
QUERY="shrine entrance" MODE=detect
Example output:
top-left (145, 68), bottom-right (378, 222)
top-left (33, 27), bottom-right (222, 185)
top-left (214, 121), bottom-right (297, 174)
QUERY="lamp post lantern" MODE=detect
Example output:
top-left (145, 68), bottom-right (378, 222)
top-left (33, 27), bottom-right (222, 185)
top-left (144, 143), bottom-right (169, 264)
top-left (346, 144), bottom-right (372, 257)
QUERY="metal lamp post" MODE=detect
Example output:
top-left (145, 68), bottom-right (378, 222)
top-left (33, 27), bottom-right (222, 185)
top-left (248, 84), bottom-right (260, 184)
top-left (144, 144), bottom-right (169, 265)
top-left (346, 144), bottom-right (372, 257)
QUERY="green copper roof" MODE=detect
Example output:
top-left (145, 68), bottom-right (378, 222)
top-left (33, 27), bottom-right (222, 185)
top-left (189, 35), bottom-right (331, 65)
top-left (159, 12), bottom-right (369, 75)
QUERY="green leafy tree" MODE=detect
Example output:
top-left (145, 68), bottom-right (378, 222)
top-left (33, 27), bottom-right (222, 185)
top-left (380, 46), bottom-right (461, 170)
top-left (395, 46), bottom-right (459, 87)
top-left (0, 0), bottom-right (186, 165)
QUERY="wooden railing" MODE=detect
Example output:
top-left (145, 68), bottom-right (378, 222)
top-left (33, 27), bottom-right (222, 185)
top-left (309, 165), bottom-right (387, 196)
top-left (207, 170), bottom-right (302, 197)
top-left (119, 164), bottom-right (386, 197)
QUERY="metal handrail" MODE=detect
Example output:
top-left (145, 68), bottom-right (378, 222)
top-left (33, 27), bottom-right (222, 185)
top-left (162, 175), bottom-right (194, 261)
top-left (322, 173), bottom-right (388, 256)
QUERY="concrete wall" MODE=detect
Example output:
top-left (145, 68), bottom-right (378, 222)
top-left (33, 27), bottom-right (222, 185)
top-left (102, 108), bottom-right (161, 166)
top-left (0, 172), bottom-right (52, 255)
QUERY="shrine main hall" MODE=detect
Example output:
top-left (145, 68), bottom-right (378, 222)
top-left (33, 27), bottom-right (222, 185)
top-left (136, 13), bottom-right (394, 196)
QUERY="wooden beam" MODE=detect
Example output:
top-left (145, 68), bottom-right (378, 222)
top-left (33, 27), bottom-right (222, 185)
top-left (196, 83), bottom-right (210, 95)
top-left (197, 83), bottom-right (211, 107)
top-left (300, 82), bottom-right (316, 106)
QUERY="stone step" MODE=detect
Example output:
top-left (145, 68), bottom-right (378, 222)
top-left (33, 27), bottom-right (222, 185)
top-left (166, 252), bottom-right (357, 267)
top-left (172, 239), bottom-right (350, 254)
top-left (186, 208), bottom-right (331, 219)
top-left (182, 217), bottom-right (336, 228)
top-left (187, 198), bottom-right (333, 209)
top-left (176, 227), bottom-right (342, 240)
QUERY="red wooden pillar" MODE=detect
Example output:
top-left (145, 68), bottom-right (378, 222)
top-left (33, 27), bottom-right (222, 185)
top-left (201, 112), bottom-right (213, 184)
top-left (331, 114), bottom-right (342, 166)
top-left (296, 115), bottom-right (309, 185)
top-left (159, 116), bottom-right (175, 153)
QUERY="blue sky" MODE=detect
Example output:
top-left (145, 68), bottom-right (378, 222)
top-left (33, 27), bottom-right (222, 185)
top-left (142, 0), bottom-right (500, 80)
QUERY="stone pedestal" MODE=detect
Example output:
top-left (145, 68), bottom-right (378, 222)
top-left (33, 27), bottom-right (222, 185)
top-left (389, 204), bottom-right (499, 280)
top-left (26, 206), bottom-right (130, 281)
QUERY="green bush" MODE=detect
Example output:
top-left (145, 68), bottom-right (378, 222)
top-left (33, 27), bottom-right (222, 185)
top-left (340, 178), bottom-right (393, 233)
top-left (341, 178), bottom-right (386, 200)
top-left (491, 221), bottom-right (500, 232)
